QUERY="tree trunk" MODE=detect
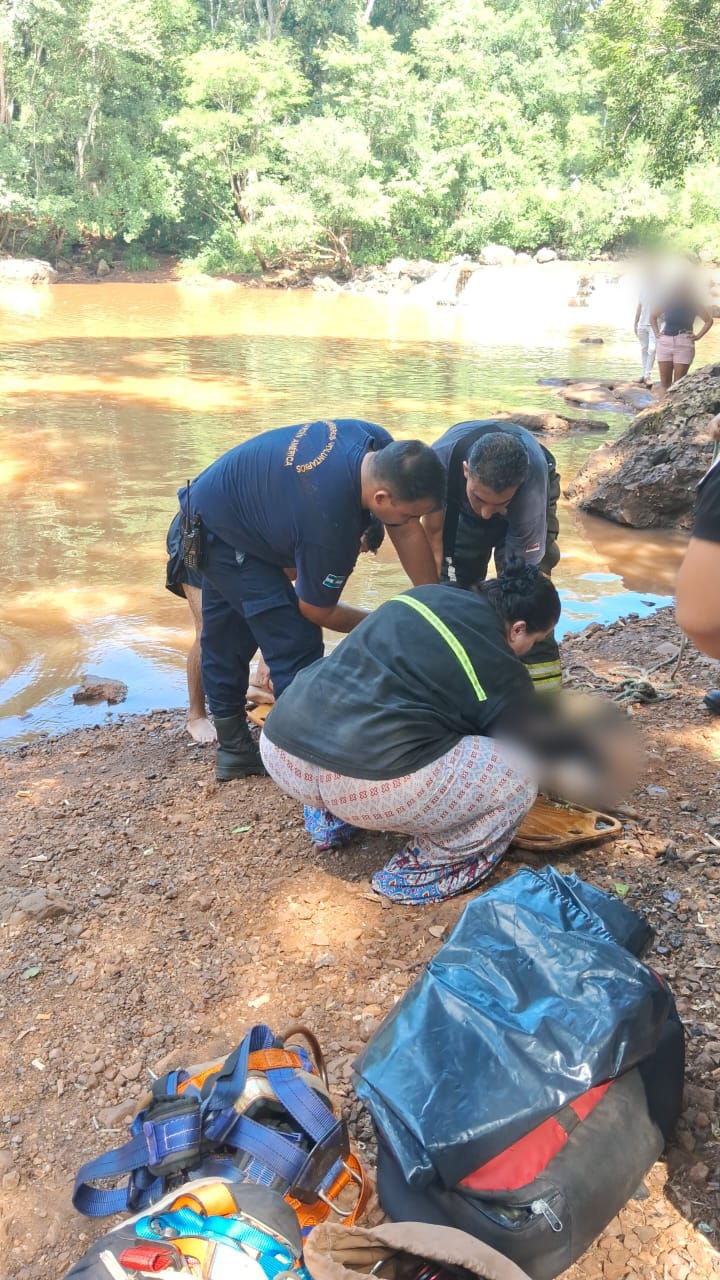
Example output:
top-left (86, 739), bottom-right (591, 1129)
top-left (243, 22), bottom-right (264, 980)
top-left (254, 0), bottom-right (289, 39)
top-left (0, 42), bottom-right (13, 125)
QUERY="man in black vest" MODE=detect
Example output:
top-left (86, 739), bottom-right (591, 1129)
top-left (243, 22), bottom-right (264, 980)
top-left (425, 420), bottom-right (562, 689)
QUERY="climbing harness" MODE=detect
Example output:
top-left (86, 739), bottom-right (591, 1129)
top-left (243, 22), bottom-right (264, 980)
top-left (73, 1025), bottom-right (368, 1233)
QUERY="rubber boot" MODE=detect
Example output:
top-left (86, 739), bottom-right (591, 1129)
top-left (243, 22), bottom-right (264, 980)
top-left (704, 689), bottom-right (720, 715)
top-left (214, 713), bottom-right (267, 781)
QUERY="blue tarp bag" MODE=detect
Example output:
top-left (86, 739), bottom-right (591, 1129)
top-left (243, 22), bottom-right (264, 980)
top-left (354, 868), bottom-right (682, 1280)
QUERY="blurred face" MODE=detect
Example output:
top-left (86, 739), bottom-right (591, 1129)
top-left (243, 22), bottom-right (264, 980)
top-left (368, 490), bottom-right (437, 527)
top-left (506, 620), bottom-right (555, 657)
top-left (464, 463), bottom-right (519, 521)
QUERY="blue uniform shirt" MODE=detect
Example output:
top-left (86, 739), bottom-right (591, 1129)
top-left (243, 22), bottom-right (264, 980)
top-left (184, 418), bottom-right (392, 608)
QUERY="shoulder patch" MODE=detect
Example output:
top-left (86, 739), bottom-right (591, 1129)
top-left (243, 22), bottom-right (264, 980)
top-left (322, 573), bottom-right (346, 589)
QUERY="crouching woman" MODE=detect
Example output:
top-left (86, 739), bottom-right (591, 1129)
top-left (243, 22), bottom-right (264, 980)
top-left (259, 561), bottom-right (561, 904)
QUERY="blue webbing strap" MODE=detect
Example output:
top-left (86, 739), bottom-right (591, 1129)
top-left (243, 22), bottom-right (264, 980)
top-left (73, 1130), bottom-right (161, 1217)
top-left (221, 1114), bottom-right (307, 1184)
top-left (268, 1068), bottom-right (337, 1143)
top-left (204, 1024), bottom-right (275, 1114)
top-left (266, 1066), bottom-right (348, 1197)
top-left (74, 1088), bottom-right (204, 1216)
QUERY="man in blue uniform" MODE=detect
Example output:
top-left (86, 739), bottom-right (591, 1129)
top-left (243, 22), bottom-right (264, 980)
top-left (424, 420), bottom-right (562, 690)
top-left (182, 418), bottom-right (445, 780)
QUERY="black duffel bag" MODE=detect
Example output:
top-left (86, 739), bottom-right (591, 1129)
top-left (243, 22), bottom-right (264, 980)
top-left (355, 868), bottom-right (684, 1280)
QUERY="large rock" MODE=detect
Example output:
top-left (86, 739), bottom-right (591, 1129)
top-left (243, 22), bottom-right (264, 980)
top-left (495, 410), bottom-right (609, 435)
top-left (385, 257), bottom-right (437, 282)
top-left (408, 260), bottom-right (480, 306)
top-left (72, 675), bottom-right (128, 705)
top-left (478, 243), bottom-right (516, 266)
top-left (562, 380), bottom-right (653, 413)
top-left (341, 258), bottom-right (441, 295)
top-left (565, 363), bottom-right (720, 530)
top-left (2, 888), bottom-right (73, 926)
top-left (312, 274), bottom-right (341, 293)
top-left (535, 247), bottom-right (558, 264)
top-left (540, 378), bottom-right (654, 414)
top-left (0, 257), bottom-right (57, 285)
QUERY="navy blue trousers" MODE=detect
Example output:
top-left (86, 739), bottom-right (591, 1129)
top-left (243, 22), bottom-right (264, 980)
top-left (200, 534), bottom-right (323, 718)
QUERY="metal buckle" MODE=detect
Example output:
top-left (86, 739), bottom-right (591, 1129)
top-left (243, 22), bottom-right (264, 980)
top-left (317, 1159), bottom-right (364, 1218)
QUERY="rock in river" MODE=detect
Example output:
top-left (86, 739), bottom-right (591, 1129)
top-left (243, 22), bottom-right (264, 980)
top-left (72, 675), bottom-right (128, 705)
top-left (495, 409), bottom-right (608, 435)
top-left (565, 362), bottom-right (720, 530)
top-left (478, 243), bottom-right (516, 266)
top-left (542, 378), bottom-right (653, 413)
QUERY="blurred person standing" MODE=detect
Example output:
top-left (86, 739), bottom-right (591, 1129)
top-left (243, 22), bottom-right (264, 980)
top-left (634, 264), bottom-right (658, 388)
top-left (651, 264), bottom-right (713, 394)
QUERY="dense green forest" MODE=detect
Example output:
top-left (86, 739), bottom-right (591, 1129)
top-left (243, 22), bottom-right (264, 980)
top-left (1, 0), bottom-right (719, 273)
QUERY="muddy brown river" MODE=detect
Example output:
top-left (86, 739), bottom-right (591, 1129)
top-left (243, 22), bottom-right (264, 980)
top-left (1, 267), bottom-right (715, 743)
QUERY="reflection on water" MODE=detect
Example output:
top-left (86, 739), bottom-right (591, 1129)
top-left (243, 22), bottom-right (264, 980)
top-left (1, 273), bottom-right (716, 744)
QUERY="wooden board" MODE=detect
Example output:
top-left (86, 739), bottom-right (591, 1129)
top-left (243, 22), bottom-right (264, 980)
top-left (246, 703), bottom-right (272, 727)
top-left (513, 795), bottom-right (622, 852)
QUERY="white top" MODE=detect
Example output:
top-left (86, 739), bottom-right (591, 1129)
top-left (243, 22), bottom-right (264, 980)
top-left (637, 283), bottom-right (656, 327)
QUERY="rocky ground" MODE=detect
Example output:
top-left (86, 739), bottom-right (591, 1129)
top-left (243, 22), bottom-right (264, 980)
top-left (1, 610), bottom-right (719, 1280)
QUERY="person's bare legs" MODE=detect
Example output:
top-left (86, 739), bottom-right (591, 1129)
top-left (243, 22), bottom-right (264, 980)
top-left (672, 363), bottom-right (691, 385)
top-left (657, 360), bottom-right (674, 393)
top-left (247, 652), bottom-right (275, 706)
top-left (183, 584), bottom-right (216, 744)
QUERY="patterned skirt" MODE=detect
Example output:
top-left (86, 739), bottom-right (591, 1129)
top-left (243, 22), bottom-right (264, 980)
top-left (260, 734), bottom-right (536, 904)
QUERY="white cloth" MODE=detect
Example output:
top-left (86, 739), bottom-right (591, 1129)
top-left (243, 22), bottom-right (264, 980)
top-left (637, 324), bottom-right (656, 380)
top-left (637, 282), bottom-right (656, 328)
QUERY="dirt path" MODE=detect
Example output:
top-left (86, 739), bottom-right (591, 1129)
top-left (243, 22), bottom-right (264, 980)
top-left (1, 609), bottom-right (719, 1279)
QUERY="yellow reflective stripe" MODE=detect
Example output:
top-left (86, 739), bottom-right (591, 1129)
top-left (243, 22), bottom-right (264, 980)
top-left (392, 595), bottom-right (486, 702)
top-left (532, 677), bottom-right (562, 691)
top-left (525, 661), bottom-right (563, 676)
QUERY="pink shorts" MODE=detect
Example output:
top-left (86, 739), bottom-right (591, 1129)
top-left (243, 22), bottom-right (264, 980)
top-left (656, 332), bottom-right (695, 365)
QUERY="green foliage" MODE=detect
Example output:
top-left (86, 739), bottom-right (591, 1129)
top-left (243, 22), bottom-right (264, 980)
top-left (0, 0), bottom-right (718, 270)
top-left (183, 222), bottom-right (262, 274)
top-left (122, 244), bottom-right (159, 271)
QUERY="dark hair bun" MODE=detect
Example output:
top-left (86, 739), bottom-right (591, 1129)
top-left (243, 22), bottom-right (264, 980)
top-left (499, 558), bottom-right (539, 596)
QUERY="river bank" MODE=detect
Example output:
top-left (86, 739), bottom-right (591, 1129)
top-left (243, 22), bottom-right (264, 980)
top-left (7, 249), bottom-right (720, 308)
top-left (1, 610), bottom-right (719, 1279)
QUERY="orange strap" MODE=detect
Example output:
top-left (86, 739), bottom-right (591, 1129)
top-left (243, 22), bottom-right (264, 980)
top-left (249, 1049), bottom-right (306, 1073)
top-left (177, 1049), bottom-right (307, 1096)
top-left (171, 1182), bottom-right (238, 1217)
